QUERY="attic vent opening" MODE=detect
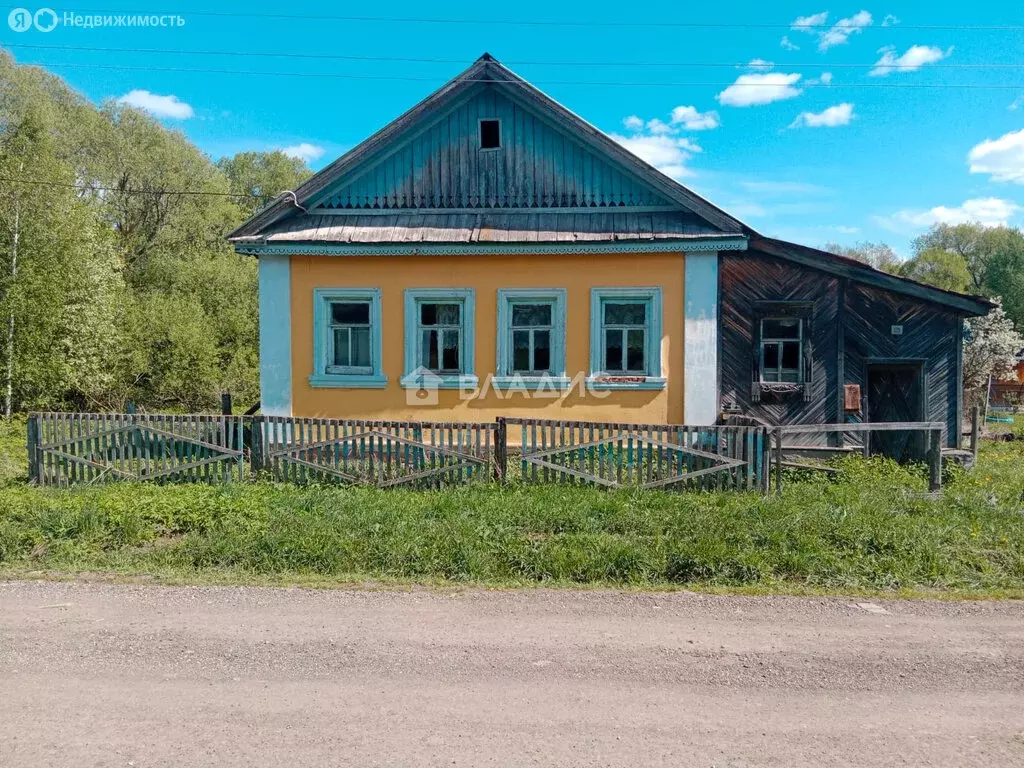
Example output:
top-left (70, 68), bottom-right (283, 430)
top-left (479, 119), bottom-right (501, 150)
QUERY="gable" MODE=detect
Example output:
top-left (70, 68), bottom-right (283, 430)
top-left (229, 54), bottom-right (745, 242)
top-left (311, 86), bottom-right (676, 212)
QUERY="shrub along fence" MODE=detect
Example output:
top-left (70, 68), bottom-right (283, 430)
top-left (27, 412), bottom-right (769, 492)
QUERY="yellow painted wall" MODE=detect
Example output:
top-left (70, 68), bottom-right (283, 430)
top-left (290, 253), bottom-right (685, 423)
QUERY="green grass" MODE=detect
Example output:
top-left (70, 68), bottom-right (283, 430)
top-left (0, 420), bottom-right (1022, 594)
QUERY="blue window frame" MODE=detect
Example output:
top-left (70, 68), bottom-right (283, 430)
top-left (495, 289), bottom-right (569, 389)
top-left (402, 289), bottom-right (477, 389)
top-left (588, 287), bottom-right (665, 390)
top-left (309, 288), bottom-right (387, 388)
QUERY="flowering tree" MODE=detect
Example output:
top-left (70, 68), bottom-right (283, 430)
top-left (963, 299), bottom-right (1023, 393)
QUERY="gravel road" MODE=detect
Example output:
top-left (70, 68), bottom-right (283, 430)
top-left (1, 580), bottom-right (1023, 767)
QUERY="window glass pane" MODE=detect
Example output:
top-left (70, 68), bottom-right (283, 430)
top-left (763, 342), bottom-right (780, 369)
top-left (781, 340), bottom-right (800, 370)
top-left (420, 303), bottom-right (460, 326)
top-left (626, 329), bottom-right (645, 372)
top-left (762, 318), bottom-right (800, 339)
top-left (441, 329), bottom-right (460, 370)
top-left (762, 370), bottom-right (780, 382)
top-left (780, 370), bottom-right (799, 383)
top-left (533, 330), bottom-right (550, 372)
top-left (421, 329), bottom-right (437, 370)
top-left (332, 328), bottom-right (349, 367)
top-left (512, 330), bottom-right (531, 372)
top-left (331, 301), bottom-right (370, 325)
top-left (351, 327), bottom-right (371, 368)
top-left (604, 302), bottom-right (646, 325)
top-left (512, 303), bottom-right (551, 327)
top-left (604, 329), bottom-right (623, 371)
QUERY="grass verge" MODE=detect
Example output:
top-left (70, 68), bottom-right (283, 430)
top-left (0, 438), bottom-right (1022, 595)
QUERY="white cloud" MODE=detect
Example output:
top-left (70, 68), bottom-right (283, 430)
top-left (805, 71), bottom-right (834, 86)
top-left (780, 35), bottom-right (800, 51)
top-left (1009, 96), bottom-right (1024, 112)
top-left (817, 11), bottom-right (873, 51)
top-left (717, 72), bottom-right (802, 107)
top-left (669, 105), bottom-right (721, 130)
top-left (746, 58), bottom-right (774, 72)
top-left (116, 90), bottom-right (193, 119)
top-left (968, 129), bottom-right (1024, 184)
top-left (611, 133), bottom-right (701, 180)
top-left (878, 197), bottom-right (1022, 231)
top-left (280, 143), bottom-right (325, 163)
top-left (836, 225), bottom-right (860, 234)
top-left (623, 115), bottom-right (644, 130)
top-left (792, 11), bottom-right (829, 31)
top-left (870, 45), bottom-right (952, 76)
top-left (646, 118), bottom-right (673, 135)
top-left (789, 102), bottom-right (855, 128)
top-left (881, 14), bottom-right (900, 26)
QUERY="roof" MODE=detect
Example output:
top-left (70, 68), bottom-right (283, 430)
top-left (748, 236), bottom-right (993, 317)
top-left (232, 211), bottom-right (738, 248)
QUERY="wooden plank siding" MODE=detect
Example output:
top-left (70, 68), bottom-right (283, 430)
top-left (720, 250), bottom-right (963, 449)
top-left (720, 251), bottom-right (841, 440)
top-left (314, 87), bottom-right (675, 212)
top-left (843, 282), bottom-right (962, 449)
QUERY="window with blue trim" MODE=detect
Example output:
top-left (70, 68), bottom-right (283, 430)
top-left (402, 289), bottom-right (477, 389)
top-left (589, 287), bottom-right (665, 389)
top-left (310, 288), bottom-right (386, 388)
top-left (496, 289), bottom-right (568, 387)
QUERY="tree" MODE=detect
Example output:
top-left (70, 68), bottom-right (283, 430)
top-left (898, 248), bottom-right (971, 293)
top-left (823, 240), bottom-right (901, 273)
top-left (963, 299), bottom-right (1024, 393)
top-left (217, 151), bottom-right (311, 220)
top-left (912, 223), bottom-right (1024, 293)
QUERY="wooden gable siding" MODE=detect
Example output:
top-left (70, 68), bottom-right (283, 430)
top-left (720, 252), bottom-right (840, 436)
top-left (315, 86), bottom-right (675, 211)
top-left (843, 282), bottom-right (961, 448)
top-left (720, 250), bottom-right (963, 448)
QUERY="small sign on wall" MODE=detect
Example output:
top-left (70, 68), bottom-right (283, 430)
top-left (890, 324), bottom-right (904, 336)
top-left (843, 384), bottom-right (861, 412)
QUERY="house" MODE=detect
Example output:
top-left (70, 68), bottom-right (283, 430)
top-left (228, 54), bottom-right (991, 453)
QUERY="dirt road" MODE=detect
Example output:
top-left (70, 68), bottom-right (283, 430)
top-left (1, 581), bottom-right (1023, 767)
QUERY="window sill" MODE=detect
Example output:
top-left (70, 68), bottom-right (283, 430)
top-left (308, 374), bottom-right (388, 389)
top-left (586, 376), bottom-right (667, 391)
top-left (491, 375), bottom-right (572, 391)
top-left (400, 373), bottom-right (479, 390)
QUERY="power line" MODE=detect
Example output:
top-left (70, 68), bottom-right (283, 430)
top-left (23, 61), bottom-right (1024, 88)
top-left (7, 43), bottom-right (1024, 69)
top-left (0, 175), bottom-right (266, 198)
top-left (3, 6), bottom-right (1022, 30)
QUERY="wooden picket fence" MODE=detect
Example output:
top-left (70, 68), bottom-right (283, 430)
top-left (25, 411), bottom-right (772, 492)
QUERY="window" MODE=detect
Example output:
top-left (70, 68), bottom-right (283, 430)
top-left (328, 301), bottom-right (372, 374)
top-left (751, 301), bottom-right (813, 403)
top-left (310, 288), bottom-right (386, 388)
top-left (402, 289), bottom-right (477, 389)
top-left (495, 289), bottom-right (568, 388)
top-left (479, 119), bottom-right (501, 150)
top-left (759, 317), bottom-right (803, 383)
top-left (588, 287), bottom-right (665, 389)
top-left (418, 302), bottom-right (462, 373)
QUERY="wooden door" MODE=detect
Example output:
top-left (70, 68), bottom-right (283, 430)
top-left (867, 363), bottom-right (925, 462)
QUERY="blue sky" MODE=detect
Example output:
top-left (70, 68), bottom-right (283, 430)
top-left (2, 0), bottom-right (1023, 254)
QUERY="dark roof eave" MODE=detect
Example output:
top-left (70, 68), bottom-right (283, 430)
top-left (749, 235), bottom-right (994, 317)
